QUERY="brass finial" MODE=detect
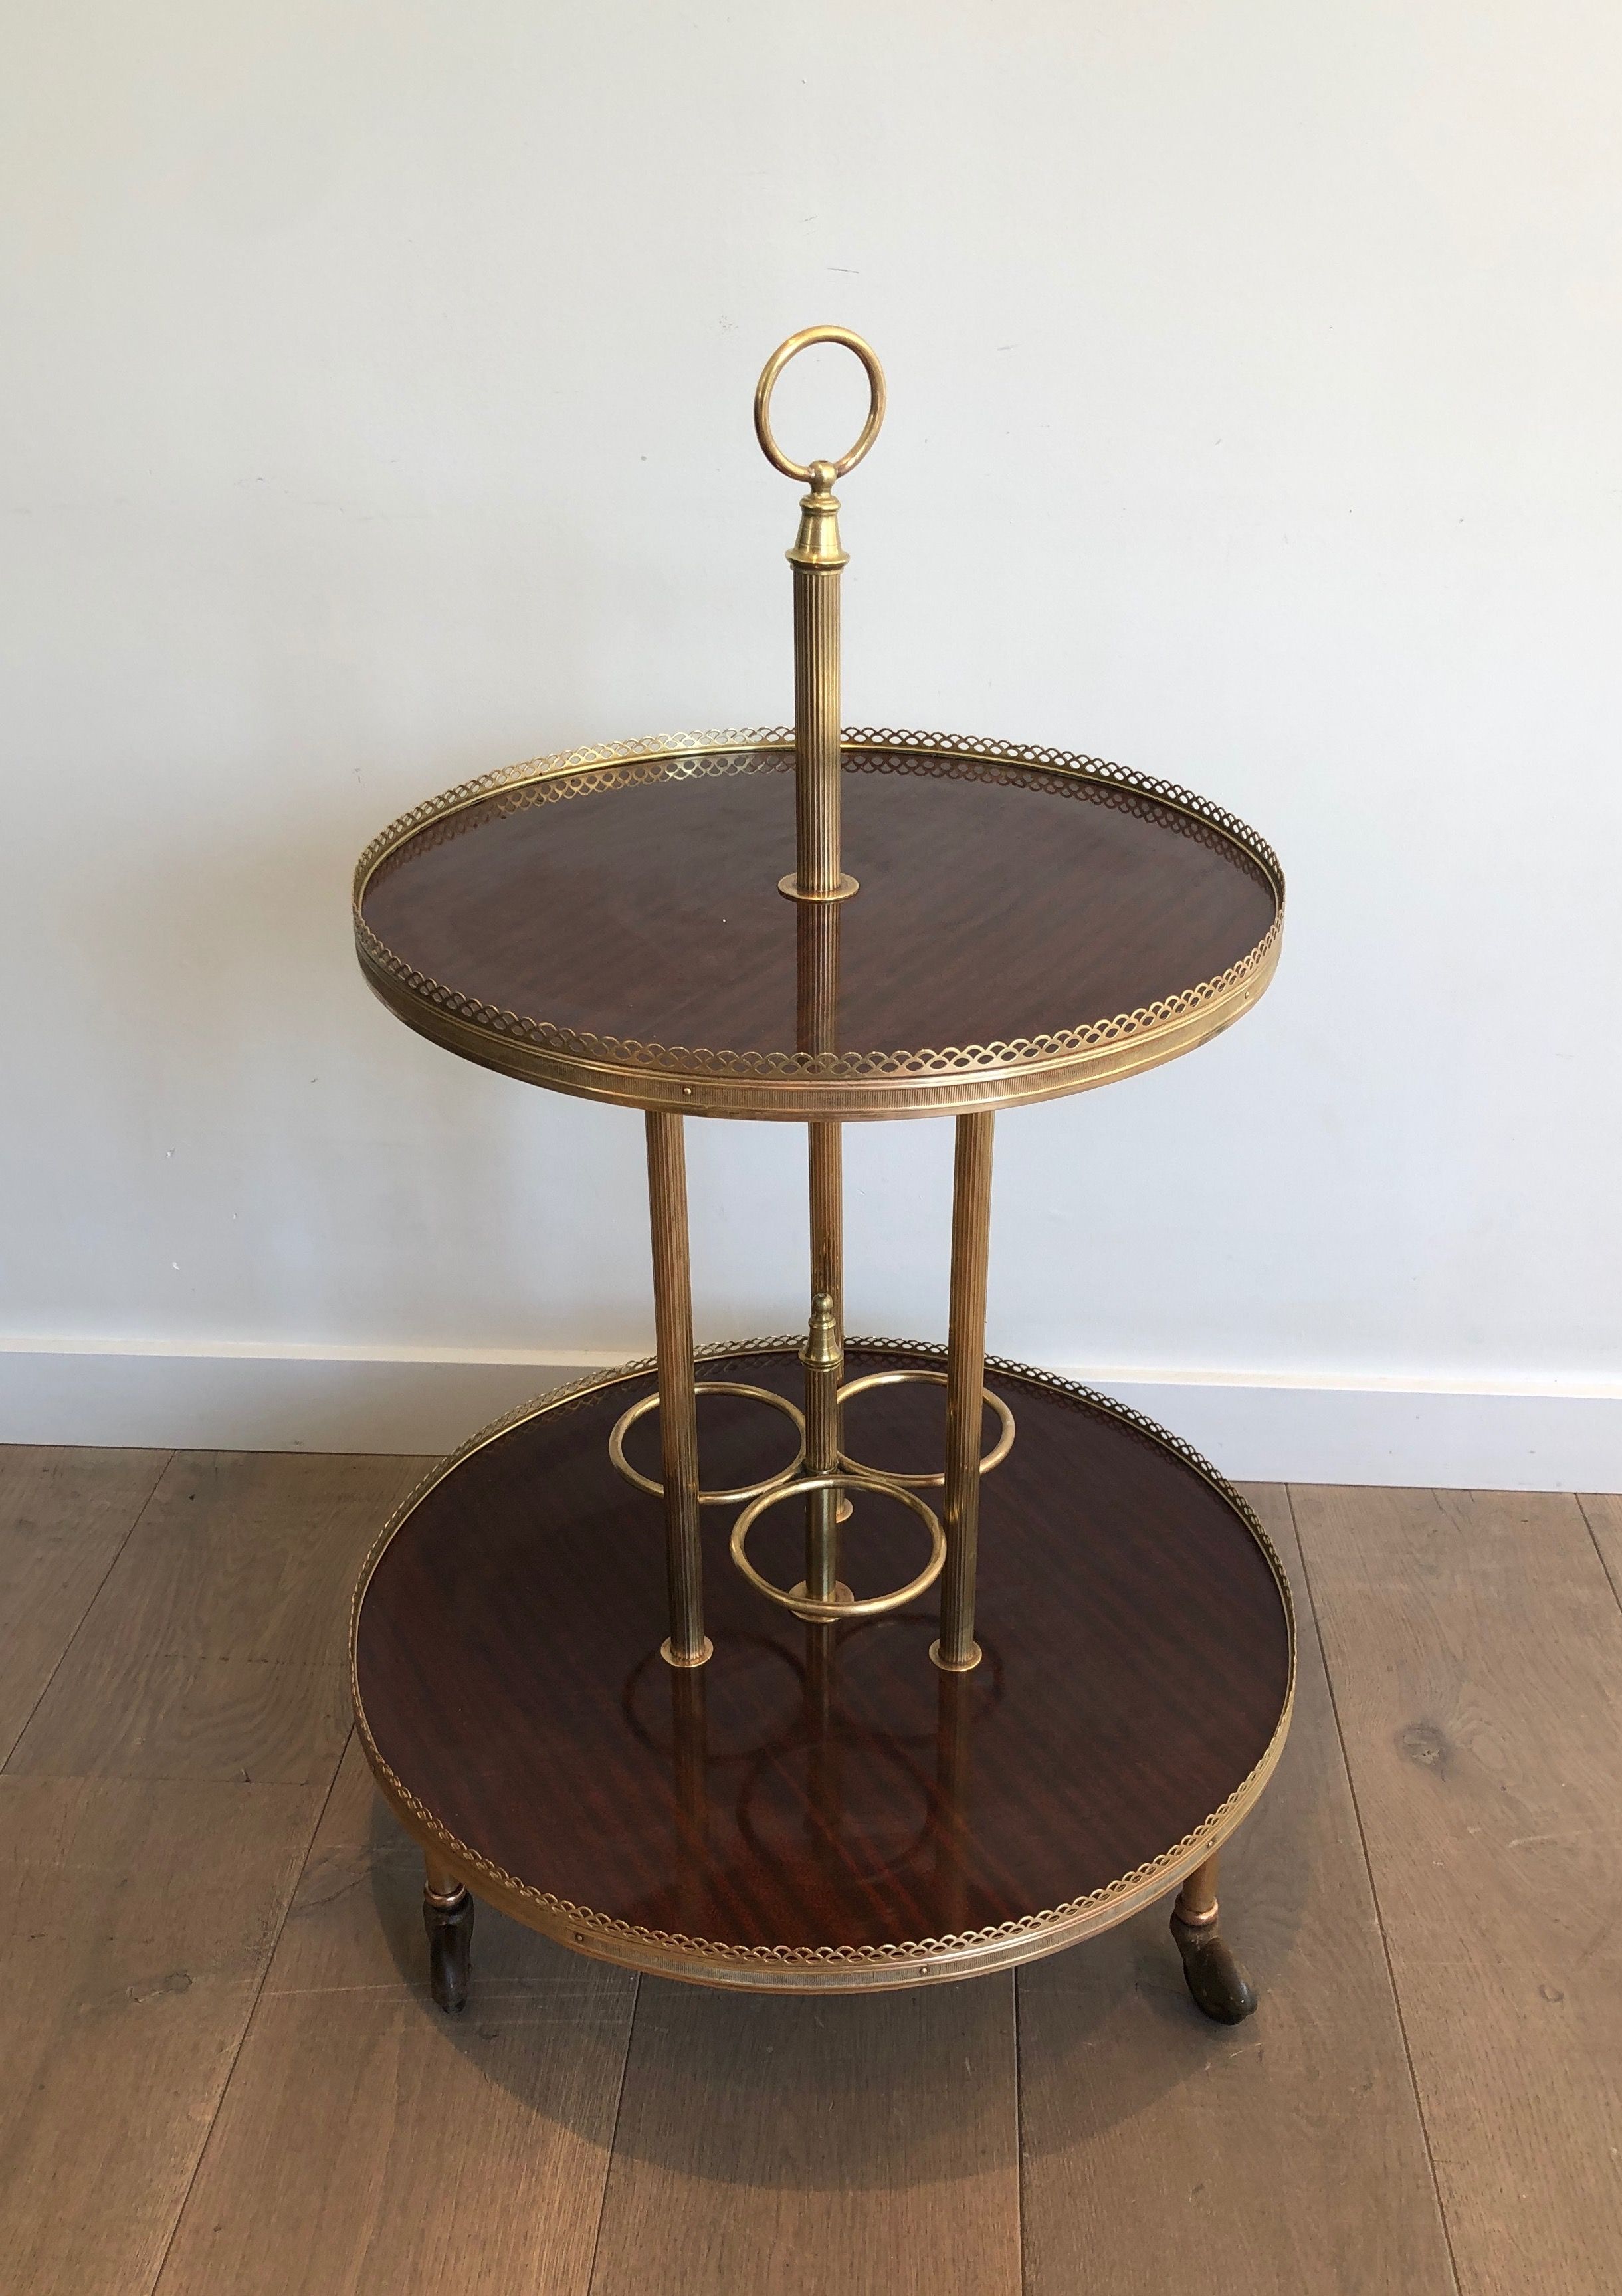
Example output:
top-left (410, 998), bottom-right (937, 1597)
top-left (789, 460), bottom-right (849, 570)
top-left (801, 1290), bottom-right (842, 1371)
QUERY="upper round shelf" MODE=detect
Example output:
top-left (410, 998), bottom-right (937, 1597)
top-left (354, 729), bottom-right (1283, 1122)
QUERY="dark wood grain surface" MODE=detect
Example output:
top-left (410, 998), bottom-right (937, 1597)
top-left (354, 1348), bottom-right (1292, 1951)
top-left (361, 752), bottom-right (1277, 1059)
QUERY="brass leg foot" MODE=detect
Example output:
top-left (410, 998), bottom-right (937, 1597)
top-left (1170, 1853), bottom-right (1256, 2025)
top-left (423, 1858), bottom-right (474, 2013)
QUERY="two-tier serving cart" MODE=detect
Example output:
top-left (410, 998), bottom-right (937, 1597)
top-left (349, 329), bottom-right (1292, 2022)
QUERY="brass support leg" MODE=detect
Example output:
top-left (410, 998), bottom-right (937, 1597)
top-left (645, 1112), bottom-right (710, 1668)
top-left (1170, 1851), bottom-right (1257, 2024)
top-left (423, 1849), bottom-right (474, 2013)
top-left (932, 1112), bottom-right (995, 1673)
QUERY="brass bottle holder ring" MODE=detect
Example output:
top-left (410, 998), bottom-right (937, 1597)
top-left (608, 1382), bottom-right (807, 1508)
top-left (835, 1369), bottom-right (1016, 1489)
top-left (730, 1472), bottom-right (946, 1625)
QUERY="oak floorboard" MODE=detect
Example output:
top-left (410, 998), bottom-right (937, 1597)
top-left (155, 1734), bottom-right (637, 2296)
top-left (588, 1972), bottom-right (1021, 2296)
top-left (1294, 1485), bottom-right (1622, 2296)
top-left (8, 1451), bottom-right (425, 1783)
top-left (0, 1445), bottom-right (170, 1763)
top-left (1017, 1483), bottom-right (1456, 2295)
top-left (1577, 1492), bottom-right (1622, 1609)
top-left (0, 1773), bottom-right (324, 2296)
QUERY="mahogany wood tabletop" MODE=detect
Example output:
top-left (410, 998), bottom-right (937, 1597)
top-left (354, 1344), bottom-right (1292, 1976)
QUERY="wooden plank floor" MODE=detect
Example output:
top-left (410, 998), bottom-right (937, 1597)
top-left (1, 1451), bottom-right (1617, 2295)
top-left (1018, 1487), bottom-right (1456, 2293)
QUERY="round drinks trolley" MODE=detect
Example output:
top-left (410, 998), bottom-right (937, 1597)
top-left (349, 330), bottom-right (1292, 2021)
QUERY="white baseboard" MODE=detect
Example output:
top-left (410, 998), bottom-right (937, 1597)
top-left (1080, 1372), bottom-right (1622, 1494)
top-left (0, 1338), bottom-right (1617, 1491)
top-left (0, 1339), bottom-right (609, 1460)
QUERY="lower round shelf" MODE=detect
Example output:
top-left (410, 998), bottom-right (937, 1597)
top-left (352, 1340), bottom-right (1295, 1993)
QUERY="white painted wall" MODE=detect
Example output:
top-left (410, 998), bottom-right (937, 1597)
top-left (3, 3), bottom-right (1618, 1482)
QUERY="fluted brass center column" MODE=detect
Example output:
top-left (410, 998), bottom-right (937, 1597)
top-left (755, 328), bottom-right (887, 1610)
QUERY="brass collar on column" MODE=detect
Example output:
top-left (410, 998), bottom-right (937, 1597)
top-left (789, 461), bottom-right (849, 570)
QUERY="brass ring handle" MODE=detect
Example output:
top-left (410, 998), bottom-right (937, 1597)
top-left (754, 326), bottom-right (887, 484)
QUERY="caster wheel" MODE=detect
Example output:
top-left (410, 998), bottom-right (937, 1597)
top-left (424, 1888), bottom-right (475, 2012)
top-left (1171, 1912), bottom-right (1257, 2024)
